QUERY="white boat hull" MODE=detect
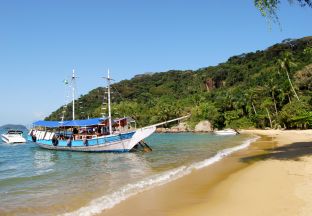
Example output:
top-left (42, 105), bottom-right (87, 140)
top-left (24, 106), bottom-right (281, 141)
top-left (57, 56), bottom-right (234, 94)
top-left (214, 130), bottom-right (238, 136)
top-left (1, 134), bottom-right (26, 144)
top-left (36, 138), bottom-right (133, 152)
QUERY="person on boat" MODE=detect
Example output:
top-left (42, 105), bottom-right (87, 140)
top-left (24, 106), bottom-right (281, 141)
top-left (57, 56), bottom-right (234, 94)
top-left (67, 136), bottom-right (72, 147)
top-left (52, 135), bottom-right (58, 146)
top-left (73, 128), bottom-right (79, 140)
top-left (59, 134), bottom-right (64, 140)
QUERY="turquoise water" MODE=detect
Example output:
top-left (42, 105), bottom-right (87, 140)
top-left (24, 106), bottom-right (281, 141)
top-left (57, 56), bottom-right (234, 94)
top-left (0, 128), bottom-right (255, 216)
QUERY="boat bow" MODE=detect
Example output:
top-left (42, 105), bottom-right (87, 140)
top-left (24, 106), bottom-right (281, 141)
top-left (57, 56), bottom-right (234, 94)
top-left (128, 115), bottom-right (190, 150)
top-left (128, 126), bottom-right (156, 149)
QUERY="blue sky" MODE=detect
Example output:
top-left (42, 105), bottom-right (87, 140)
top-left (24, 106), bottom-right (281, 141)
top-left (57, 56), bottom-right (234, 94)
top-left (0, 0), bottom-right (311, 126)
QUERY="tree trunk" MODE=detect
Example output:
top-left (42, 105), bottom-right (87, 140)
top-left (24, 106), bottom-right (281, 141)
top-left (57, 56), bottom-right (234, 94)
top-left (252, 101), bottom-right (257, 115)
top-left (288, 94), bottom-right (292, 104)
top-left (266, 108), bottom-right (273, 128)
top-left (285, 70), bottom-right (300, 101)
top-left (272, 92), bottom-right (278, 116)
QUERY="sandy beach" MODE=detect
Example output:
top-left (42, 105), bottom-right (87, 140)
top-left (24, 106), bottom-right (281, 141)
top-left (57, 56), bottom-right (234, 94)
top-left (101, 130), bottom-right (312, 216)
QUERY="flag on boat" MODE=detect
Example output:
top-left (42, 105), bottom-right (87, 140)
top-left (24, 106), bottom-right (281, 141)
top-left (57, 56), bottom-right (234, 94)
top-left (63, 79), bottom-right (68, 85)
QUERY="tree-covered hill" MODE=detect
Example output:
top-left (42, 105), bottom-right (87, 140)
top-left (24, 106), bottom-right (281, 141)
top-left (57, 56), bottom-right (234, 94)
top-left (46, 36), bottom-right (312, 129)
top-left (0, 124), bottom-right (28, 131)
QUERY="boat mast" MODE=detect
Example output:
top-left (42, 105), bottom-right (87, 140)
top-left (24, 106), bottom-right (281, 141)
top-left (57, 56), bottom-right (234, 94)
top-left (102, 69), bottom-right (113, 135)
top-left (71, 69), bottom-right (77, 120)
top-left (107, 69), bottom-right (113, 135)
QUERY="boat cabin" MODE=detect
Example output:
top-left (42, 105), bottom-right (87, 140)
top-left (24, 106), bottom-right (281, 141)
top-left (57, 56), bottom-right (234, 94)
top-left (7, 130), bottom-right (23, 135)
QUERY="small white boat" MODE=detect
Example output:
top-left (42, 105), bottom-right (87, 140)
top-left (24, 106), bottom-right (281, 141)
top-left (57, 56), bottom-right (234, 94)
top-left (214, 129), bottom-right (238, 136)
top-left (1, 130), bottom-right (27, 144)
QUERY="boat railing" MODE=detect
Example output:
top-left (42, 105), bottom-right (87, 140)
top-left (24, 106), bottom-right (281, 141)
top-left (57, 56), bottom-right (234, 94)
top-left (30, 125), bottom-right (136, 142)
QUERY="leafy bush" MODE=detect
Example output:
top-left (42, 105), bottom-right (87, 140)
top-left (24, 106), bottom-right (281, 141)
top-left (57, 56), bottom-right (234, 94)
top-left (279, 101), bottom-right (312, 129)
top-left (226, 117), bottom-right (256, 129)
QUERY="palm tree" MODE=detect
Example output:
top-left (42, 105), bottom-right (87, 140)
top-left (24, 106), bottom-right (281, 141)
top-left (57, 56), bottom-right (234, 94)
top-left (277, 51), bottom-right (300, 101)
top-left (267, 77), bottom-right (280, 116)
top-left (261, 98), bottom-right (274, 128)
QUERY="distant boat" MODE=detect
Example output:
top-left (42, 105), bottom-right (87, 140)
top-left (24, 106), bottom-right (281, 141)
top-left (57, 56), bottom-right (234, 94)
top-left (214, 129), bottom-right (238, 136)
top-left (1, 130), bottom-right (26, 144)
top-left (28, 70), bottom-right (189, 152)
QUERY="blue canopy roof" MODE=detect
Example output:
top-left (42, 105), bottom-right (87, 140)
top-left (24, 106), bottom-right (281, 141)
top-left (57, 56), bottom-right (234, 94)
top-left (63, 118), bottom-right (108, 127)
top-left (33, 117), bottom-right (108, 128)
top-left (33, 120), bottom-right (66, 128)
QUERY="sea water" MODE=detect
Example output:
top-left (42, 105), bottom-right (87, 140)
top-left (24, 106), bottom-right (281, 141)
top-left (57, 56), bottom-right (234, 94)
top-left (0, 128), bottom-right (257, 215)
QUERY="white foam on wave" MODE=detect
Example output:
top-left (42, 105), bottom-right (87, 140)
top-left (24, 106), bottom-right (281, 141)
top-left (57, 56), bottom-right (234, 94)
top-left (62, 136), bottom-right (259, 216)
top-left (191, 136), bottom-right (259, 170)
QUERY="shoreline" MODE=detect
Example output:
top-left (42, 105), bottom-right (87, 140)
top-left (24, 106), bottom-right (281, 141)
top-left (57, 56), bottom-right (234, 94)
top-left (172, 129), bottom-right (312, 216)
top-left (99, 129), bottom-right (312, 216)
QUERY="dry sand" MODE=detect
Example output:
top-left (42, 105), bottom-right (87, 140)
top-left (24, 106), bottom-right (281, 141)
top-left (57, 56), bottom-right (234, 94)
top-left (101, 130), bottom-right (312, 216)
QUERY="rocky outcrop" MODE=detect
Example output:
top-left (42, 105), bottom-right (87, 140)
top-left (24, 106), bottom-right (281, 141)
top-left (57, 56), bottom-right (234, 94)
top-left (194, 120), bottom-right (213, 132)
top-left (156, 121), bottom-right (213, 133)
top-left (156, 122), bottom-right (191, 133)
top-left (170, 122), bottom-right (191, 132)
top-left (156, 128), bottom-right (172, 133)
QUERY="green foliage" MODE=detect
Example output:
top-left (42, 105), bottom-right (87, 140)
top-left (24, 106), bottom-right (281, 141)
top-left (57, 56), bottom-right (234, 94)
top-left (190, 102), bottom-right (221, 129)
top-left (46, 37), bottom-right (312, 129)
top-left (295, 64), bottom-right (312, 90)
top-left (254, 0), bottom-right (312, 23)
top-left (279, 101), bottom-right (312, 128)
top-left (226, 117), bottom-right (256, 129)
top-left (255, 0), bottom-right (280, 20)
top-left (292, 112), bottom-right (312, 127)
top-left (304, 46), bottom-right (312, 58)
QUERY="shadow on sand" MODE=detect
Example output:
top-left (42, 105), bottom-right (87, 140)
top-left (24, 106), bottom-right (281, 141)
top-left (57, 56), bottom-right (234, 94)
top-left (241, 141), bottom-right (312, 163)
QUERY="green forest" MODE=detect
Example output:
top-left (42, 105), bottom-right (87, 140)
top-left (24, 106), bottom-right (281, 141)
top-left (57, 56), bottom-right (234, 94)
top-left (47, 36), bottom-right (312, 129)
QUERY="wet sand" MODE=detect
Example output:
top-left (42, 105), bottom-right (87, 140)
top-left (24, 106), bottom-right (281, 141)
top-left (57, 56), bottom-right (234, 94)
top-left (100, 130), bottom-right (312, 216)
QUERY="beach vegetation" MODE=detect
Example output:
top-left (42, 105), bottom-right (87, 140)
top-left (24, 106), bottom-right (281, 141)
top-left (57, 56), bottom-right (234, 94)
top-left (279, 101), bottom-right (312, 128)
